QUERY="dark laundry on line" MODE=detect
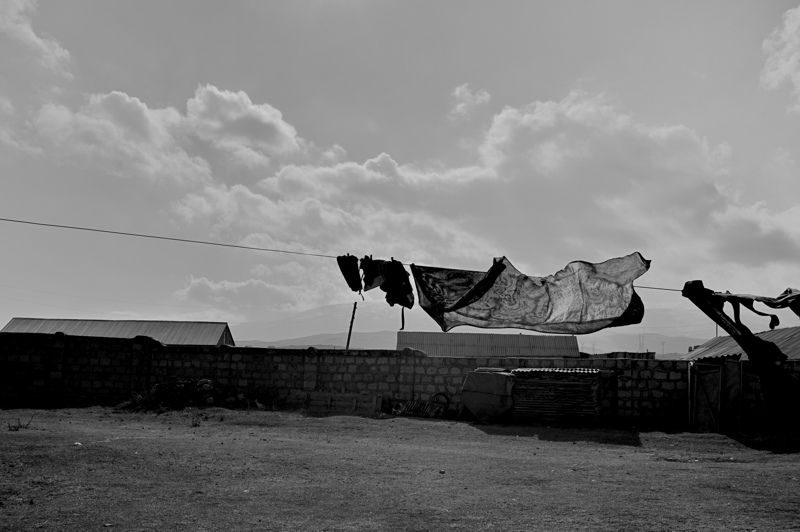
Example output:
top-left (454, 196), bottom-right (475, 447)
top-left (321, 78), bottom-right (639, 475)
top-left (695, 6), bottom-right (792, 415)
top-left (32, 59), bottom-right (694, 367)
top-left (336, 254), bottom-right (362, 294)
top-left (692, 286), bottom-right (800, 331)
top-left (410, 252), bottom-right (650, 334)
top-left (360, 256), bottom-right (414, 310)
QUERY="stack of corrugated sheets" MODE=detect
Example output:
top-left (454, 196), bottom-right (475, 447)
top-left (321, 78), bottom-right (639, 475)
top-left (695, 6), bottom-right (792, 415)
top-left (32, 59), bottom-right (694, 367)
top-left (511, 368), bottom-right (600, 422)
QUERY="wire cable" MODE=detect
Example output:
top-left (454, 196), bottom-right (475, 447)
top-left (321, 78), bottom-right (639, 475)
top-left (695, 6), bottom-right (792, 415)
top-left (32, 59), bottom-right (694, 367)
top-left (0, 216), bottom-right (685, 293)
top-left (0, 217), bottom-right (337, 259)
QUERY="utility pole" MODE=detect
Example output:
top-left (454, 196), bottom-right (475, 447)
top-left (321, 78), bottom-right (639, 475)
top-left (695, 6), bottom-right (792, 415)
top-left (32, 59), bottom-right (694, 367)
top-left (345, 302), bottom-right (357, 351)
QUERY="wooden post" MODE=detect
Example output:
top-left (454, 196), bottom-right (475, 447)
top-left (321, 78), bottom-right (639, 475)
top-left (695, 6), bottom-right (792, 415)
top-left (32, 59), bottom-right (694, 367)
top-left (346, 302), bottom-right (357, 351)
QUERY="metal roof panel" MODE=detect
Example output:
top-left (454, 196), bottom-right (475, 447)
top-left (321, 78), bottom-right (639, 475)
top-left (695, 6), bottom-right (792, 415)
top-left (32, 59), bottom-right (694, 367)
top-left (1, 318), bottom-right (234, 346)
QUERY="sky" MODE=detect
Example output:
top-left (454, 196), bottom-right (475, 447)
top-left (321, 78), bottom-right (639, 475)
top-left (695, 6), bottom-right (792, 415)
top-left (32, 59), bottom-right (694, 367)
top-left (2, 1), bottom-right (800, 345)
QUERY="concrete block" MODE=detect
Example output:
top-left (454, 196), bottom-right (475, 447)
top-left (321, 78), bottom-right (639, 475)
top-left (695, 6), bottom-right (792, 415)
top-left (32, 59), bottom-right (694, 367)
top-left (669, 372), bottom-right (683, 381)
top-left (653, 371), bottom-right (668, 380)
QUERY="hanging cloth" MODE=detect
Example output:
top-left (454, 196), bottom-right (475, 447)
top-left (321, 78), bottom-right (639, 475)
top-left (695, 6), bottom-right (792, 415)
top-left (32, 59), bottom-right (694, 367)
top-left (336, 254), bottom-right (363, 294)
top-left (382, 259), bottom-right (415, 309)
top-left (411, 252), bottom-right (650, 334)
top-left (703, 287), bottom-right (800, 330)
top-left (361, 256), bottom-right (414, 309)
top-left (360, 256), bottom-right (388, 292)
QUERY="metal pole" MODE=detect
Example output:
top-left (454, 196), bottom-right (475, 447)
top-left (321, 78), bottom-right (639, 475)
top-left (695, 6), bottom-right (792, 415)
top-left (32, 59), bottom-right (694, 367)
top-left (345, 302), bottom-right (357, 351)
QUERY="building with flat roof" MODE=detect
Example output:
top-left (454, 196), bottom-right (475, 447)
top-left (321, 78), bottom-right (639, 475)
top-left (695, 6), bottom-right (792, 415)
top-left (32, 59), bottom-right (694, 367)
top-left (396, 330), bottom-right (579, 358)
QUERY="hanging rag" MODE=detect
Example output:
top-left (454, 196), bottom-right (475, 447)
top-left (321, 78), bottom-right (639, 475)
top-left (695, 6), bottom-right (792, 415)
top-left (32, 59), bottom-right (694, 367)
top-left (701, 287), bottom-right (800, 330)
top-left (382, 259), bottom-right (415, 309)
top-left (411, 252), bottom-right (650, 334)
top-left (360, 256), bottom-right (388, 292)
top-left (336, 254), bottom-right (363, 294)
top-left (360, 256), bottom-right (414, 309)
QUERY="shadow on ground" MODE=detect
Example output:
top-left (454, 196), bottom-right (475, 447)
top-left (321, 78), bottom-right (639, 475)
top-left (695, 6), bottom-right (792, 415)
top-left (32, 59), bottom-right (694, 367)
top-left (729, 432), bottom-right (800, 454)
top-left (471, 422), bottom-right (643, 447)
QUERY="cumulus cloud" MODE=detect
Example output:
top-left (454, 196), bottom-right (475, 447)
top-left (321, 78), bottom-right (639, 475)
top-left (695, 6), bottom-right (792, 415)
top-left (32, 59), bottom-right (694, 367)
top-left (0, 0), bottom-right (71, 77)
top-left (761, 4), bottom-right (800, 111)
top-left (34, 91), bottom-right (212, 184)
top-left (0, 94), bottom-right (13, 114)
top-left (28, 84), bottom-right (337, 184)
top-left (448, 83), bottom-right (491, 120)
top-left (185, 84), bottom-right (304, 167)
top-left (176, 276), bottom-right (304, 310)
top-left (170, 89), bottom-right (800, 289)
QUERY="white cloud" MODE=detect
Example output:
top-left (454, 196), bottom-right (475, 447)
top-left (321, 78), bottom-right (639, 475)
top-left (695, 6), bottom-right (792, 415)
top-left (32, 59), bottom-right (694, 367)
top-left (34, 92), bottom-right (212, 185)
top-left (28, 85), bottom-right (333, 184)
top-left (176, 276), bottom-right (303, 310)
top-left (185, 85), bottom-right (304, 167)
top-left (0, 0), bottom-right (71, 77)
top-left (761, 4), bottom-right (800, 111)
top-left (0, 94), bottom-right (13, 115)
top-left (449, 83), bottom-right (491, 120)
top-left (170, 89), bottom-right (800, 293)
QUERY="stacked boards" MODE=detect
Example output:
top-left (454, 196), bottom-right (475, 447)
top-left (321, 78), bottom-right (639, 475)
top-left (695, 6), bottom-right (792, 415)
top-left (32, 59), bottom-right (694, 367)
top-left (460, 367), bottom-right (601, 423)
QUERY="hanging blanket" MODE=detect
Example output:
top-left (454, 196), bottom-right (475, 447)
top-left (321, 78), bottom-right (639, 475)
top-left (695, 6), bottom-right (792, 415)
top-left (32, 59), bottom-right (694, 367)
top-left (410, 252), bottom-right (650, 334)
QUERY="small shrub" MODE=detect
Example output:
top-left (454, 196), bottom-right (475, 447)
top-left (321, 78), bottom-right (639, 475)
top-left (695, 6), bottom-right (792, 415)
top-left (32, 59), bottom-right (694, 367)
top-left (7, 413), bottom-right (36, 431)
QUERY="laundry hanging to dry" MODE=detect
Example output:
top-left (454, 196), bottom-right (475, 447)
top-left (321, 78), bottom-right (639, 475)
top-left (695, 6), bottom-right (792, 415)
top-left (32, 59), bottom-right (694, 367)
top-left (692, 287), bottom-right (800, 330)
top-left (336, 255), bottom-right (414, 309)
top-left (410, 252), bottom-right (650, 334)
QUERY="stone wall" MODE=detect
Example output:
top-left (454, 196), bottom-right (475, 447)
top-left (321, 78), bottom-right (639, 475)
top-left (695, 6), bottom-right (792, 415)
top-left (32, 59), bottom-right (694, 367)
top-left (0, 332), bottom-right (688, 428)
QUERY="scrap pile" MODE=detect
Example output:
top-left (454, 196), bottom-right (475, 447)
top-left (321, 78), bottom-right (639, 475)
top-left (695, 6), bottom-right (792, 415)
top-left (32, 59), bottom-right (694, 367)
top-left (117, 376), bottom-right (276, 411)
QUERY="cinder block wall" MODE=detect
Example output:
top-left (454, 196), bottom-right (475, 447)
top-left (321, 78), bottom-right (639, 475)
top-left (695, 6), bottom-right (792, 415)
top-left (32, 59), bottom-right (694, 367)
top-left (0, 332), bottom-right (688, 428)
top-left (739, 361), bottom-right (800, 430)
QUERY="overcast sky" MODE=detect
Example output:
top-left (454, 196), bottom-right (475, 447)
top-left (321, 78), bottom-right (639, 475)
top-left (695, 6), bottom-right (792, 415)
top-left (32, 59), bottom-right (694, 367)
top-left (2, 1), bottom-right (800, 341)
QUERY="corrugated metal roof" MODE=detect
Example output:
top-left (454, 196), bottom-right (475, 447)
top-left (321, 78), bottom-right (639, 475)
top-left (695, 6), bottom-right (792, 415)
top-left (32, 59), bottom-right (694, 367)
top-left (681, 326), bottom-right (800, 361)
top-left (1, 318), bottom-right (234, 346)
top-left (396, 331), bottom-right (579, 358)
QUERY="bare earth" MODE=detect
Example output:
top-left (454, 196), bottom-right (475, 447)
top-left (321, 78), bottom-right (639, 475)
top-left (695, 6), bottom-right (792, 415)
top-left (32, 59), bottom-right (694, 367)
top-left (2, 407), bottom-right (799, 532)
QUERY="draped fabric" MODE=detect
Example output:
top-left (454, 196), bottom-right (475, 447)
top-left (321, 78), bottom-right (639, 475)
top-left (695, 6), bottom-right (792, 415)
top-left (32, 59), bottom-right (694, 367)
top-left (411, 252), bottom-right (650, 334)
top-left (706, 287), bottom-right (800, 330)
top-left (360, 257), bottom-right (414, 309)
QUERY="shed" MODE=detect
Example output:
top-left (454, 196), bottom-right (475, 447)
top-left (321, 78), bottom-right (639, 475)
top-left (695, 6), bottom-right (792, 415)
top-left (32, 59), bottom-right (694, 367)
top-left (1, 318), bottom-right (235, 346)
top-left (681, 326), bottom-right (800, 361)
top-left (396, 331), bottom-right (579, 358)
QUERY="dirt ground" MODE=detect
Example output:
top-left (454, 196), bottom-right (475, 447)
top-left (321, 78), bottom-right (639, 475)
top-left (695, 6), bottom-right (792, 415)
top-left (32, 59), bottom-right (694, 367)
top-left (1, 407), bottom-right (799, 532)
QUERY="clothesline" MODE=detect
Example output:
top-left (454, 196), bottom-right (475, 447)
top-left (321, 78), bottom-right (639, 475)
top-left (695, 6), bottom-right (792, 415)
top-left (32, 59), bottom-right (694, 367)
top-left (0, 217), bottom-right (684, 293)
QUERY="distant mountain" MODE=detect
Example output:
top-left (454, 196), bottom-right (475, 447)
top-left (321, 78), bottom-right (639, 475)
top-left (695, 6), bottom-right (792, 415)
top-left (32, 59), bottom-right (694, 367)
top-left (238, 330), bottom-right (710, 356)
top-left (575, 332), bottom-right (710, 357)
top-left (240, 330), bottom-right (397, 350)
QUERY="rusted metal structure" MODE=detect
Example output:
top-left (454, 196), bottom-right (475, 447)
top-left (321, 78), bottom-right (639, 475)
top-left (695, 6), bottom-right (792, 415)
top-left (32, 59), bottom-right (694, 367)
top-left (682, 281), bottom-right (800, 432)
